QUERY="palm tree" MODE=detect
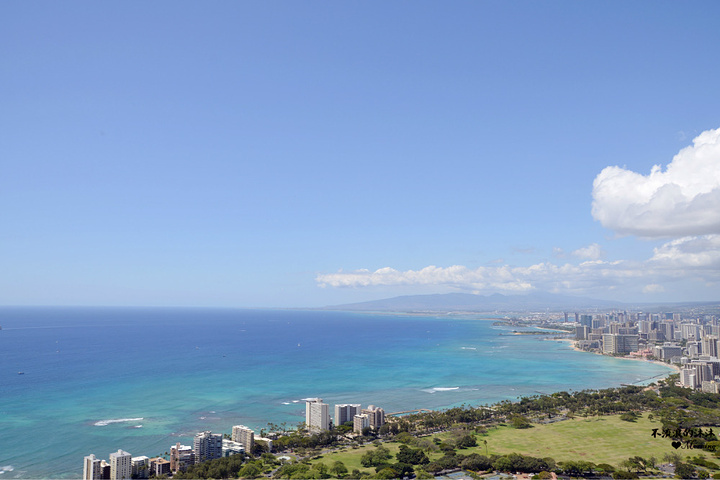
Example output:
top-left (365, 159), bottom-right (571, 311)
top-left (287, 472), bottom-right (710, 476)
top-left (483, 439), bottom-right (488, 456)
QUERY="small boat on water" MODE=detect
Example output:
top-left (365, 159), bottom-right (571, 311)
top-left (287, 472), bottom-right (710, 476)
top-left (18, 372), bottom-right (24, 375)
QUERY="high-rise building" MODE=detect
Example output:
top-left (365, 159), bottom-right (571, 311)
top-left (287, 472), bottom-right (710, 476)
top-left (334, 404), bottom-right (362, 427)
top-left (575, 325), bottom-right (588, 340)
top-left (681, 323), bottom-right (702, 341)
top-left (109, 449), bottom-right (132, 480)
top-left (231, 425), bottom-right (255, 452)
top-left (690, 362), bottom-right (714, 384)
top-left (83, 454), bottom-right (102, 480)
top-left (306, 398), bottom-right (330, 431)
top-left (681, 367), bottom-right (699, 389)
top-left (703, 335), bottom-right (719, 357)
top-left (654, 344), bottom-right (683, 360)
top-left (131, 457), bottom-right (149, 479)
top-left (361, 405), bottom-right (385, 429)
top-left (193, 431), bottom-right (223, 464)
top-left (602, 334), bottom-right (639, 354)
top-left (170, 443), bottom-right (195, 473)
top-left (353, 414), bottom-right (370, 433)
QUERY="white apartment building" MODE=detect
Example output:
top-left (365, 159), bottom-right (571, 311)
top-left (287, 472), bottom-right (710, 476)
top-left (109, 449), bottom-right (132, 480)
top-left (131, 456), bottom-right (149, 479)
top-left (306, 398), bottom-right (330, 431)
top-left (353, 414), bottom-right (370, 433)
top-left (231, 425), bottom-right (255, 452)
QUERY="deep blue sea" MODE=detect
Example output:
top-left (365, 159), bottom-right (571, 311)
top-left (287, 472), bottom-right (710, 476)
top-left (0, 307), bottom-right (674, 479)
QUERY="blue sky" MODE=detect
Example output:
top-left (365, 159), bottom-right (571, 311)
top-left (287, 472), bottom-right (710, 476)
top-left (2, 1), bottom-right (719, 308)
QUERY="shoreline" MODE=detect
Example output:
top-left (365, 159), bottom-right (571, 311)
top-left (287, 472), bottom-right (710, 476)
top-left (553, 337), bottom-right (681, 374)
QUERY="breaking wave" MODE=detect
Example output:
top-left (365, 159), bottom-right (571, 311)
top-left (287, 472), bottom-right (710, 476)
top-left (422, 386), bottom-right (460, 393)
top-left (94, 417), bottom-right (144, 427)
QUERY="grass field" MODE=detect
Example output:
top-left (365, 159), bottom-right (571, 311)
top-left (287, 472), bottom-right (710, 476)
top-left (309, 443), bottom-right (410, 473)
top-left (308, 413), bottom-right (701, 474)
top-left (475, 414), bottom-right (690, 465)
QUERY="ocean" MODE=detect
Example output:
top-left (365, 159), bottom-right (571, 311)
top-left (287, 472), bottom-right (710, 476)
top-left (0, 307), bottom-right (674, 479)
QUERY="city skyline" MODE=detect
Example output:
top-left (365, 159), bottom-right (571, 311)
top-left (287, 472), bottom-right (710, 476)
top-left (2, 2), bottom-right (719, 308)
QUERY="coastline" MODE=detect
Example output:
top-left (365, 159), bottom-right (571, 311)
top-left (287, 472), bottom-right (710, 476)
top-left (553, 337), bottom-right (681, 374)
top-left (1, 308), bottom-right (681, 479)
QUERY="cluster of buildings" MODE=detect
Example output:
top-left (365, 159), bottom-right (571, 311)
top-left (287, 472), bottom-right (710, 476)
top-left (305, 398), bottom-right (385, 434)
top-left (83, 399), bottom-right (386, 479)
top-left (569, 310), bottom-right (720, 393)
top-left (83, 426), bottom-right (255, 479)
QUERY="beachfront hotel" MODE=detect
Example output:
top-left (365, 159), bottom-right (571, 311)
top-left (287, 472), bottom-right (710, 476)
top-left (353, 413), bottom-right (370, 433)
top-left (109, 449), bottom-right (132, 480)
top-left (83, 454), bottom-right (102, 480)
top-left (334, 403), bottom-right (361, 427)
top-left (131, 456), bottom-right (149, 479)
top-left (170, 443), bottom-right (195, 473)
top-left (231, 424), bottom-right (255, 452)
top-left (305, 398), bottom-right (330, 431)
top-left (193, 431), bottom-right (223, 464)
top-left (361, 405), bottom-right (386, 429)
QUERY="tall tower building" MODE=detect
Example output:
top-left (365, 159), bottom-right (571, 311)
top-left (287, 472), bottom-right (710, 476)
top-left (193, 431), bottom-right (223, 464)
top-left (353, 414), bottom-right (370, 433)
top-left (231, 425), bottom-right (255, 452)
top-left (109, 450), bottom-right (132, 480)
top-left (334, 404), bottom-right (361, 427)
top-left (703, 335), bottom-right (719, 357)
top-left (361, 405), bottom-right (385, 429)
top-left (170, 443), bottom-right (195, 473)
top-left (83, 454), bottom-right (102, 480)
top-left (305, 398), bottom-right (330, 431)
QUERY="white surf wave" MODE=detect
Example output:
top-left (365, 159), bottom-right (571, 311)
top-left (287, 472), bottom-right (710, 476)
top-left (422, 386), bottom-right (460, 393)
top-left (460, 347), bottom-right (477, 350)
top-left (94, 417), bottom-right (144, 427)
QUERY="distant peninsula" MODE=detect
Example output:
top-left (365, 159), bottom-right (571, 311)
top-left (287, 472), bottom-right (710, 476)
top-left (320, 292), bottom-right (720, 314)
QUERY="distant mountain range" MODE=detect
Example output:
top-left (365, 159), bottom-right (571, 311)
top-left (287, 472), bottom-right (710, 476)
top-left (322, 292), bottom-right (624, 313)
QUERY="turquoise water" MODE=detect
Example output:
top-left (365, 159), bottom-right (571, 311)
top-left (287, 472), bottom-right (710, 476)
top-left (0, 307), bottom-right (673, 478)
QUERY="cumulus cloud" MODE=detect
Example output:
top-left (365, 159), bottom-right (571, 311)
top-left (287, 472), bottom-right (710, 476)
top-left (571, 243), bottom-right (604, 260)
top-left (317, 260), bottom-right (642, 295)
top-left (316, 265), bottom-right (534, 292)
top-left (649, 234), bottom-right (720, 270)
top-left (592, 127), bottom-right (720, 238)
top-left (316, 235), bottom-right (720, 296)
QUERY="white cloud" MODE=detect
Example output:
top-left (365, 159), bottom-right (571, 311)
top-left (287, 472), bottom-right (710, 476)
top-left (316, 235), bottom-right (720, 297)
top-left (592, 127), bottom-right (720, 238)
top-left (571, 243), bottom-right (604, 260)
top-left (316, 261), bottom-right (633, 295)
top-left (649, 234), bottom-right (720, 270)
top-left (643, 284), bottom-right (665, 294)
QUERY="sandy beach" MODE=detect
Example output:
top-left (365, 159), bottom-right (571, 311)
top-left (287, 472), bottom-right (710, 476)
top-left (554, 337), bottom-right (681, 374)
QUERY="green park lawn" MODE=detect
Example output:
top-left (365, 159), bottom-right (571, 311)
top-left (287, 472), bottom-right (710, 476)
top-left (308, 413), bottom-right (702, 474)
top-left (309, 443), bottom-right (409, 473)
top-left (474, 414), bottom-right (691, 465)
